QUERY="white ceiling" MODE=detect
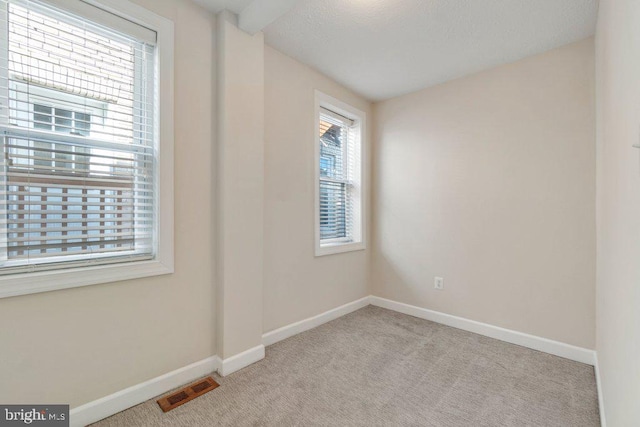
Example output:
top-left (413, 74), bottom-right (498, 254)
top-left (263, 0), bottom-right (599, 101)
top-left (192, 0), bottom-right (254, 14)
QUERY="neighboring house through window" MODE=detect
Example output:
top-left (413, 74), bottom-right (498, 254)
top-left (33, 104), bottom-right (91, 136)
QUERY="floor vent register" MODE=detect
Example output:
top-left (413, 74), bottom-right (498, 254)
top-left (157, 376), bottom-right (220, 412)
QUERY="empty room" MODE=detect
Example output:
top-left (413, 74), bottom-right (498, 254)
top-left (0, 0), bottom-right (636, 425)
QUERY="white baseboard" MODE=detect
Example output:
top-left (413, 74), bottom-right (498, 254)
top-left (69, 295), bottom-right (602, 426)
top-left (370, 296), bottom-right (596, 366)
top-left (594, 353), bottom-right (606, 427)
top-left (262, 296), bottom-right (371, 346)
top-left (69, 356), bottom-right (219, 427)
top-left (218, 344), bottom-right (265, 377)
top-left (70, 344), bottom-right (265, 426)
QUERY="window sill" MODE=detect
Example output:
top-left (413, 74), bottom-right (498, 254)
top-left (0, 259), bottom-right (173, 299)
top-left (315, 241), bottom-right (366, 257)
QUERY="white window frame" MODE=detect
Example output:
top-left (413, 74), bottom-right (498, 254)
top-left (314, 90), bottom-right (366, 257)
top-left (0, 0), bottom-right (174, 298)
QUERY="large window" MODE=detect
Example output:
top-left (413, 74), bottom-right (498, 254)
top-left (0, 0), bottom-right (174, 298)
top-left (315, 91), bottom-right (365, 256)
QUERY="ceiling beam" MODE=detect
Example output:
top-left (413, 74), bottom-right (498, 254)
top-left (239, 0), bottom-right (301, 35)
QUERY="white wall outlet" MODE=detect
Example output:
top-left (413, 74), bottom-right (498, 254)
top-left (434, 277), bottom-right (444, 290)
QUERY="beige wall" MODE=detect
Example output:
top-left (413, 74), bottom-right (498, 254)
top-left (263, 46), bottom-right (371, 333)
top-left (216, 12), bottom-right (264, 359)
top-left (0, 0), bottom-right (217, 408)
top-left (372, 39), bottom-right (596, 349)
top-left (595, 1), bottom-right (640, 424)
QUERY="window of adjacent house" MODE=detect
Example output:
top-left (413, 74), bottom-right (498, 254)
top-left (0, 0), bottom-right (167, 283)
top-left (315, 93), bottom-right (365, 256)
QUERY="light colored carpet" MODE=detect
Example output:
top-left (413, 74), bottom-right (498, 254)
top-left (92, 306), bottom-right (600, 426)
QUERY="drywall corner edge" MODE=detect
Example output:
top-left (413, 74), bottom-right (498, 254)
top-left (594, 352), bottom-right (607, 426)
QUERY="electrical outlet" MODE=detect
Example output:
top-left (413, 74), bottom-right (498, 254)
top-left (434, 277), bottom-right (444, 290)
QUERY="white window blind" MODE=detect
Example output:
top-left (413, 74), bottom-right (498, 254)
top-left (0, 0), bottom-right (157, 274)
top-left (318, 107), bottom-right (360, 245)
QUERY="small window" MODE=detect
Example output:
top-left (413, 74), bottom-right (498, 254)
top-left (315, 91), bottom-right (366, 256)
top-left (32, 104), bottom-right (92, 136)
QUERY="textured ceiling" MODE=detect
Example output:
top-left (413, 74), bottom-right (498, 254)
top-left (264, 0), bottom-right (598, 101)
top-left (192, 0), bottom-right (253, 14)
